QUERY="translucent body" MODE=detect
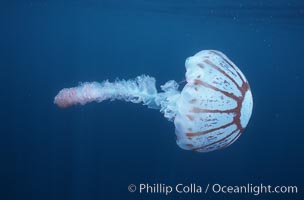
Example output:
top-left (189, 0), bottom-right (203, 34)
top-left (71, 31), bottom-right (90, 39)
top-left (54, 50), bottom-right (253, 153)
top-left (174, 50), bottom-right (253, 152)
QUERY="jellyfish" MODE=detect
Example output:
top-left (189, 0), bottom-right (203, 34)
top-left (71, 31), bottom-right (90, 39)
top-left (54, 50), bottom-right (253, 152)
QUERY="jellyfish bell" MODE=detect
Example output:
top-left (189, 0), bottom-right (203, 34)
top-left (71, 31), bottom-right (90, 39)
top-left (174, 50), bottom-right (253, 152)
top-left (54, 50), bottom-right (253, 153)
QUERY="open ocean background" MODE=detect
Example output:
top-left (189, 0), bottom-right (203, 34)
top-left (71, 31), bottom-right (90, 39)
top-left (1, 0), bottom-right (303, 199)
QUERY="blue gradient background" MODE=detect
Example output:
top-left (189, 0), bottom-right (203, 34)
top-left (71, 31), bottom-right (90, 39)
top-left (1, 0), bottom-right (303, 199)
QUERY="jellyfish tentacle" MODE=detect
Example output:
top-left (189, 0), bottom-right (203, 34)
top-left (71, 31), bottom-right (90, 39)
top-left (54, 75), bottom-right (181, 121)
top-left (55, 75), bottom-right (157, 108)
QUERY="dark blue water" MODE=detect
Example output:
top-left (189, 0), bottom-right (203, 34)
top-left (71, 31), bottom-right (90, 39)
top-left (1, 1), bottom-right (303, 199)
